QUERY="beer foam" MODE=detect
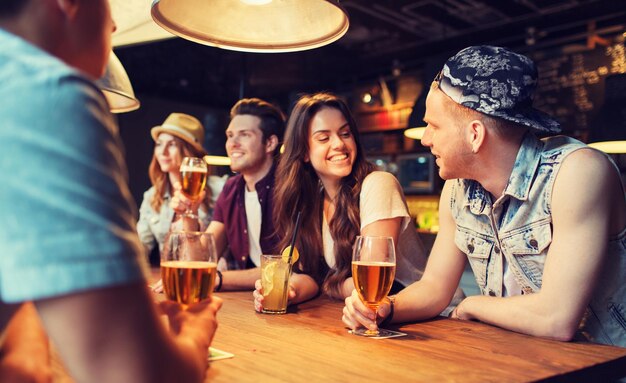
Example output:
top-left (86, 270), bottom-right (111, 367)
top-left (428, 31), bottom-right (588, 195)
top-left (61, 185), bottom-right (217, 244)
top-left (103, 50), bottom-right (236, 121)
top-left (161, 261), bottom-right (217, 268)
top-left (180, 165), bottom-right (207, 173)
top-left (352, 261), bottom-right (395, 267)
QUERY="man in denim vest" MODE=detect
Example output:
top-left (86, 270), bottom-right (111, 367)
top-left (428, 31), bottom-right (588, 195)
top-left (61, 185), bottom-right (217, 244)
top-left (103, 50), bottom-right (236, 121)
top-left (344, 45), bottom-right (626, 347)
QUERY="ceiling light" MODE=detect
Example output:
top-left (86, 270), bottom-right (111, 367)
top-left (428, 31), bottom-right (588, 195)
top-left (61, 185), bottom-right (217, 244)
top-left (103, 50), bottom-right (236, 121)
top-left (110, 0), bottom-right (175, 47)
top-left (96, 52), bottom-right (140, 113)
top-left (204, 155), bottom-right (232, 166)
top-left (404, 127), bottom-right (426, 140)
top-left (362, 92), bottom-right (373, 104)
top-left (587, 140), bottom-right (626, 154)
top-left (150, 0), bottom-right (350, 53)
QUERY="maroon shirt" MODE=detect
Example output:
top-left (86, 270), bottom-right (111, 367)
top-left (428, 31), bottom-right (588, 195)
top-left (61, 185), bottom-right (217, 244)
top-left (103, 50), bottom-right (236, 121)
top-left (212, 164), bottom-right (279, 269)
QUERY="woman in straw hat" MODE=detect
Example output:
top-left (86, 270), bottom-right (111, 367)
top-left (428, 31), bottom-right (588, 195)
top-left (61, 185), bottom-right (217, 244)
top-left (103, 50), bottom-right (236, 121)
top-left (137, 112), bottom-right (212, 258)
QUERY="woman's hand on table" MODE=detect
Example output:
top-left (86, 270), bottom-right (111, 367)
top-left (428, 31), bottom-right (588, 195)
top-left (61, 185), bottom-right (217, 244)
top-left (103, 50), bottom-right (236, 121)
top-left (252, 279), bottom-right (296, 313)
top-left (342, 289), bottom-right (392, 332)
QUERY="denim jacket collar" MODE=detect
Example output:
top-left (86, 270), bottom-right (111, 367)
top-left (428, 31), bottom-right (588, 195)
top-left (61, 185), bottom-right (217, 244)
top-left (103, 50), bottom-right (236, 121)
top-left (502, 132), bottom-right (543, 201)
top-left (463, 131), bottom-right (543, 215)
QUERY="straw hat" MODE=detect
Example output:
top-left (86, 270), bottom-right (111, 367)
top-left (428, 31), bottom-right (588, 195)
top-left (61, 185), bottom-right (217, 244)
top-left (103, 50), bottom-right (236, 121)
top-left (151, 113), bottom-right (206, 153)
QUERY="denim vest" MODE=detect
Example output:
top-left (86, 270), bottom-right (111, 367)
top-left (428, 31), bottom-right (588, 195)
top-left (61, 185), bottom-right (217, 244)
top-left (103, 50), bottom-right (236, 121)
top-left (450, 132), bottom-right (626, 346)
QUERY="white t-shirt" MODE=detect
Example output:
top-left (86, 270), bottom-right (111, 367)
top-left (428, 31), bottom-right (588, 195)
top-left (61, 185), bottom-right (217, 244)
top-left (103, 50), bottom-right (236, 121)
top-left (503, 258), bottom-right (522, 296)
top-left (322, 171), bottom-right (427, 287)
top-left (244, 188), bottom-right (262, 267)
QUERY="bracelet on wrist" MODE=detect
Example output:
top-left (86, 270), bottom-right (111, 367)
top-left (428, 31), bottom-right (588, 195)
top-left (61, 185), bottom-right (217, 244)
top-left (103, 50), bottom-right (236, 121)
top-left (215, 270), bottom-right (223, 292)
top-left (379, 295), bottom-right (395, 327)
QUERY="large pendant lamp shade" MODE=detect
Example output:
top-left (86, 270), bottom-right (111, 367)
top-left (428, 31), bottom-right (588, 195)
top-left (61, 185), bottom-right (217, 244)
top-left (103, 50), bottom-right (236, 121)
top-left (96, 52), bottom-right (140, 113)
top-left (150, 0), bottom-right (350, 53)
top-left (110, 0), bottom-right (174, 47)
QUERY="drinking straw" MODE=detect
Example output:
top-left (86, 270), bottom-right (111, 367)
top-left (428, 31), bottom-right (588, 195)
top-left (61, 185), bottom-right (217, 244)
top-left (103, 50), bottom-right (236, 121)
top-left (287, 211), bottom-right (302, 264)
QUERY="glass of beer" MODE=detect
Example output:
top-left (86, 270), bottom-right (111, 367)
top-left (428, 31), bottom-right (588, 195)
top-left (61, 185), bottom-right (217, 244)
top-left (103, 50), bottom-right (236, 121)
top-left (179, 156), bottom-right (208, 219)
top-left (161, 231), bottom-right (218, 305)
top-left (261, 254), bottom-right (292, 314)
top-left (351, 235), bottom-right (396, 337)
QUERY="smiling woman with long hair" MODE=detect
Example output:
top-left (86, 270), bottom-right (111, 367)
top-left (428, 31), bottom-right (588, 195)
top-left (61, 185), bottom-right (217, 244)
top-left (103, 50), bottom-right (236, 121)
top-left (253, 93), bottom-right (431, 310)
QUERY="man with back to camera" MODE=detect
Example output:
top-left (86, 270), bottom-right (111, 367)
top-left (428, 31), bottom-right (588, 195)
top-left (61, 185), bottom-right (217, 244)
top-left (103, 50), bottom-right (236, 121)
top-left (343, 45), bottom-right (626, 347)
top-left (170, 98), bottom-right (286, 292)
top-left (0, 1), bottom-right (221, 382)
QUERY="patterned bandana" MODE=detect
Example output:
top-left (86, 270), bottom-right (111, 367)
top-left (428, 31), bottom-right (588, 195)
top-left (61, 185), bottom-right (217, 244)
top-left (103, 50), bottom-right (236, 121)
top-left (435, 45), bottom-right (561, 133)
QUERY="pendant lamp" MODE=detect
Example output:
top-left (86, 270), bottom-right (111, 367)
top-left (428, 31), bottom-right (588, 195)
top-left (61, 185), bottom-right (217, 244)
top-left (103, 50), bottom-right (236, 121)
top-left (150, 0), bottom-right (349, 53)
top-left (204, 155), bottom-right (232, 166)
top-left (96, 52), bottom-right (141, 113)
top-left (405, 91), bottom-right (427, 140)
top-left (405, 127), bottom-right (426, 140)
top-left (110, 0), bottom-right (174, 47)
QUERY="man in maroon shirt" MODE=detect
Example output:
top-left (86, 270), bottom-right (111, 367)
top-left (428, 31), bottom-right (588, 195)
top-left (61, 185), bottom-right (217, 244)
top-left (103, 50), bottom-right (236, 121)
top-left (173, 98), bottom-right (285, 291)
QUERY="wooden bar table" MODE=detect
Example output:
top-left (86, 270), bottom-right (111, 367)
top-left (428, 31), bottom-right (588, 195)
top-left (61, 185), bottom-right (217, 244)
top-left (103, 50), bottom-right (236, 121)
top-left (52, 282), bottom-right (626, 382)
top-left (204, 291), bottom-right (626, 383)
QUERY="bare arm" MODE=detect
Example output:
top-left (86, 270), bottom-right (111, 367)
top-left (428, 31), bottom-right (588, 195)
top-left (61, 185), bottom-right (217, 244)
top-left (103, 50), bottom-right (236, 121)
top-left (35, 282), bottom-right (221, 383)
top-left (288, 272), bottom-right (321, 304)
top-left (220, 267), bottom-right (261, 291)
top-left (206, 221), bottom-right (228, 258)
top-left (361, 216), bottom-right (403, 247)
top-left (453, 149), bottom-right (621, 340)
top-left (343, 181), bottom-right (466, 330)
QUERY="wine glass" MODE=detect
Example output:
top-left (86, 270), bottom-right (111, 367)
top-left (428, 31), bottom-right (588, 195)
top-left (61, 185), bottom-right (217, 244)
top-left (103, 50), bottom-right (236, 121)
top-left (161, 231), bottom-right (218, 305)
top-left (351, 235), bottom-right (396, 337)
top-left (179, 157), bottom-right (208, 220)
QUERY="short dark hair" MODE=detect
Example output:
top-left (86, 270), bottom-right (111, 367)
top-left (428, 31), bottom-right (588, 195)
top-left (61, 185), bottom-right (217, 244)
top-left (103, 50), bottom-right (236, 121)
top-left (0, 0), bottom-right (27, 17)
top-left (230, 98), bottom-right (286, 155)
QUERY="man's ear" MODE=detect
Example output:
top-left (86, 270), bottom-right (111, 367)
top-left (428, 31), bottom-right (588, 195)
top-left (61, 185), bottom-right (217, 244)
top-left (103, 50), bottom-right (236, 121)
top-left (55, 0), bottom-right (79, 20)
top-left (265, 135), bottom-right (279, 154)
top-left (467, 119), bottom-right (486, 154)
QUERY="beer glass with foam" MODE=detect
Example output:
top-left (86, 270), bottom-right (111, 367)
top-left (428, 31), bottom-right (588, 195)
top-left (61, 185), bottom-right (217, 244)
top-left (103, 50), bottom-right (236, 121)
top-left (351, 236), bottom-right (396, 337)
top-left (179, 156), bottom-right (208, 220)
top-left (161, 231), bottom-right (218, 305)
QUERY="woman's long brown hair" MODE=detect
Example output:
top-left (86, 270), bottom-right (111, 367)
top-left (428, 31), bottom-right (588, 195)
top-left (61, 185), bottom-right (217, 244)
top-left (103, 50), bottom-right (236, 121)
top-left (273, 93), bottom-right (375, 299)
top-left (148, 136), bottom-right (211, 214)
